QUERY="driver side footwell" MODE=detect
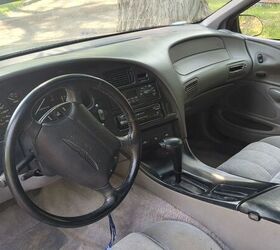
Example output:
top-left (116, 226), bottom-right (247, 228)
top-left (0, 176), bottom-right (227, 250)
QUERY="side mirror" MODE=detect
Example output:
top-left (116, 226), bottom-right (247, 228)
top-left (239, 14), bottom-right (264, 37)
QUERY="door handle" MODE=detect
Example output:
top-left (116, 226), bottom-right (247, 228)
top-left (256, 71), bottom-right (266, 78)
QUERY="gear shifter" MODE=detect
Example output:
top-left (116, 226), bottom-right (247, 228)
top-left (159, 137), bottom-right (183, 184)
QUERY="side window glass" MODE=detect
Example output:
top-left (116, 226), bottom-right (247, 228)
top-left (239, 1), bottom-right (280, 40)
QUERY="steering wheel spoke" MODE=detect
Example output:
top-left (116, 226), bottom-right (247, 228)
top-left (99, 183), bottom-right (116, 200)
top-left (16, 153), bottom-right (35, 173)
top-left (117, 134), bottom-right (132, 155)
top-left (65, 86), bottom-right (83, 104)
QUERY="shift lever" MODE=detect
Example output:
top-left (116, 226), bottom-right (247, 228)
top-left (160, 137), bottom-right (183, 184)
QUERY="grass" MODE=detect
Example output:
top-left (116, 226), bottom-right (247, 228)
top-left (0, 0), bottom-right (22, 15)
top-left (208, 0), bottom-right (280, 40)
top-left (243, 3), bottom-right (280, 40)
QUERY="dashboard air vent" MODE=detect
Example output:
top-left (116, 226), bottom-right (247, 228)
top-left (136, 72), bottom-right (150, 83)
top-left (184, 78), bottom-right (198, 98)
top-left (104, 68), bottom-right (135, 87)
top-left (228, 62), bottom-right (247, 79)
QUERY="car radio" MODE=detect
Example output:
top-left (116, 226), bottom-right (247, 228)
top-left (122, 82), bottom-right (160, 107)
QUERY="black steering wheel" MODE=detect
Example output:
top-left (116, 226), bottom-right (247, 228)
top-left (3, 74), bottom-right (140, 227)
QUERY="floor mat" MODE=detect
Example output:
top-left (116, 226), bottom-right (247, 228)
top-left (189, 139), bottom-right (236, 168)
top-left (0, 177), bottom-right (227, 250)
top-left (187, 112), bottom-right (245, 168)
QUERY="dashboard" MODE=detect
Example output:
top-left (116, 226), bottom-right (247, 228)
top-left (0, 24), bottom-right (253, 174)
top-left (0, 61), bottom-right (179, 173)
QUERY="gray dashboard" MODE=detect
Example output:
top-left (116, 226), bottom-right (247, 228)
top-left (0, 24), bottom-right (253, 173)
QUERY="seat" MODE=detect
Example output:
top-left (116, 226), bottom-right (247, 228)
top-left (112, 220), bottom-right (222, 250)
top-left (218, 136), bottom-right (280, 183)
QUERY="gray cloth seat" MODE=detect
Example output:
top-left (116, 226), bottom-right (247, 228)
top-left (112, 220), bottom-right (222, 250)
top-left (218, 136), bottom-right (280, 183)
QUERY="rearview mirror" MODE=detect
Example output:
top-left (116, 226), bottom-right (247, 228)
top-left (239, 14), bottom-right (263, 37)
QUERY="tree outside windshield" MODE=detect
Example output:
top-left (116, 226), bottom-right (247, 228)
top-left (0, 0), bottom-right (230, 56)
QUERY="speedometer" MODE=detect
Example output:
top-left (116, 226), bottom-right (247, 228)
top-left (33, 89), bottom-right (67, 121)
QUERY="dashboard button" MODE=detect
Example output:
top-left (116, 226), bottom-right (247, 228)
top-left (117, 114), bottom-right (128, 129)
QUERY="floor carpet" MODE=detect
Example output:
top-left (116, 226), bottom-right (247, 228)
top-left (0, 176), bottom-right (227, 250)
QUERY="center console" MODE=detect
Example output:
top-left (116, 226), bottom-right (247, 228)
top-left (103, 66), bottom-right (178, 149)
top-left (101, 65), bottom-right (276, 215)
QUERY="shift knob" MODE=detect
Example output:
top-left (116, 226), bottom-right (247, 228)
top-left (160, 137), bottom-right (183, 183)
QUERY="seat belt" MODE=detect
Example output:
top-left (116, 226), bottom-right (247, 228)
top-left (105, 214), bottom-right (117, 250)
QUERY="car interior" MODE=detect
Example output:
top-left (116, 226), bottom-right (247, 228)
top-left (0, 0), bottom-right (280, 249)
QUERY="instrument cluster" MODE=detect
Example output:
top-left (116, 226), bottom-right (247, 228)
top-left (0, 87), bottom-right (119, 141)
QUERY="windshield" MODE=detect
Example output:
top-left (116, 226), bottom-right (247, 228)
top-left (0, 0), bottom-right (231, 57)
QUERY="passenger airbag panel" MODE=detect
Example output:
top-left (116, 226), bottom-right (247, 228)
top-left (174, 49), bottom-right (230, 75)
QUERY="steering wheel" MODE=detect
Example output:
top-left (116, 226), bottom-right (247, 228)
top-left (3, 74), bottom-right (140, 227)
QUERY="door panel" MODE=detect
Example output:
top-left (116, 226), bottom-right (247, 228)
top-left (246, 40), bottom-right (280, 85)
top-left (212, 39), bottom-right (280, 144)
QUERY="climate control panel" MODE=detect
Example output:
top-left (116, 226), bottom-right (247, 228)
top-left (117, 103), bottom-right (163, 129)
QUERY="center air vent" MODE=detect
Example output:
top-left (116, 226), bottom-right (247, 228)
top-left (104, 68), bottom-right (135, 87)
